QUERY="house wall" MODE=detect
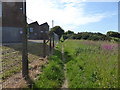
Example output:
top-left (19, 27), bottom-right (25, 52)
top-left (39, 24), bottom-right (49, 40)
top-left (2, 27), bottom-right (22, 43)
top-left (0, 2), bottom-right (2, 18)
top-left (28, 26), bottom-right (49, 40)
top-left (28, 23), bottom-right (40, 40)
top-left (2, 2), bottom-right (24, 43)
top-left (28, 22), bottom-right (49, 40)
top-left (0, 2), bottom-right (2, 44)
top-left (2, 2), bottom-right (24, 27)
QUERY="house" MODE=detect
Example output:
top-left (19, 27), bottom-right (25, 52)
top-left (0, 17), bottom-right (1, 44)
top-left (28, 21), bottom-right (49, 40)
top-left (1, 2), bottom-right (25, 43)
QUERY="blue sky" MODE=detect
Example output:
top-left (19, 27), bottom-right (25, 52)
top-left (76, 2), bottom-right (118, 34)
top-left (26, 0), bottom-right (118, 34)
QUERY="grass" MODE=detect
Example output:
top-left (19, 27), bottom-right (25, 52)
top-left (33, 44), bottom-right (64, 88)
top-left (63, 40), bottom-right (118, 88)
top-left (1, 39), bottom-right (118, 88)
top-left (1, 42), bottom-right (47, 79)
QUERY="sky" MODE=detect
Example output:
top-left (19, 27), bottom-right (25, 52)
top-left (26, 0), bottom-right (119, 34)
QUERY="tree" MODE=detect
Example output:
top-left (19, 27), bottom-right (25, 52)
top-left (107, 31), bottom-right (120, 38)
top-left (50, 26), bottom-right (64, 39)
top-left (64, 30), bottom-right (74, 35)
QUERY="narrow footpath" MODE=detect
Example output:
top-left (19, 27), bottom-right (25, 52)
top-left (61, 45), bottom-right (68, 88)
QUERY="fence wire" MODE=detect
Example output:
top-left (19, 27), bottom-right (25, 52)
top-left (1, 32), bottom-right (60, 88)
top-left (53, 32), bottom-right (59, 46)
top-left (50, 32), bottom-right (59, 47)
top-left (2, 43), bottom-right (22, 88)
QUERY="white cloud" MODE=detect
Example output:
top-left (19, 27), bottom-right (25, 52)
top-left (26, 0), bottom-right (116, 32)
top-left (1, 0), bottom-right (119, 2)
top-left (84, 0), bottom-right (119, 2)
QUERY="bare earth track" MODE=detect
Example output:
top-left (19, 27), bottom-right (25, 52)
top-left (2, 57), bottom-right (48, 88)
top-left (61, 45), bottom-right (68, 88)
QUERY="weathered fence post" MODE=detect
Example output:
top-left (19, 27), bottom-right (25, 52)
top-left (118, 1), bottom-right (120, 88)
top-left (22, 1), bottom-right (28, 79)
top-left (49, 37), bottom-right (52, 52)
top-left (53, 33), bottom-right (55, 48)
top-left (43, 39), bottom-right (46, 58)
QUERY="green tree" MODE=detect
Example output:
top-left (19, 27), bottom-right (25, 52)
top-left (50, 26), bottom-right (65, 39)
top-left (107, 31), bottom-right (120, 38)
top-left (64, 30), bottom-right (74, 35)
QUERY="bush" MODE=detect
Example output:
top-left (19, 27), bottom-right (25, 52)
top-left (107, 31), bottom-right (120, 38)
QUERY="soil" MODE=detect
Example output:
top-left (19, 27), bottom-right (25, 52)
top-left (61, 64), bottom-right (68, 88)
top-left (61, 45), bottom-right (68, 88)
top-left (2, 57), bottom-right (48, 88)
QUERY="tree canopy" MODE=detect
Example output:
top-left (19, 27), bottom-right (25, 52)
top-left (107, 31), bottom-right (120, 38)
top-left (64, 30), bottom-right (74, 35)
top-left (49, 25), bottom-right (120, 42)
top-left (50, 26), bottom-right (64, 39)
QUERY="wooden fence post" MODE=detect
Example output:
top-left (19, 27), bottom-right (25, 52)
top-left (43, 39), bottom-right (46, 58)
top-left (22, 1), bottom-right (28, 79)
top-left (49, 37), bottom-right (52, 52)
top-left (53, 33), bottom-right (55, 48)
top-left (118, 1), bottom-right (120, 88)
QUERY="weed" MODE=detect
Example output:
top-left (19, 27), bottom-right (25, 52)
top-left (33, 48), bottom-right (64, 88)
top-left (63, 40), bottom-right (118, 88)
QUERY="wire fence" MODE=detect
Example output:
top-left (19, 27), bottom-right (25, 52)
top-left (2, 43), bottom-right (22, 88)
top-left (1, 1), bottom-right (60, 88)
top-left (1, 31), bottom-right (59, 88)
top-left (53, 32), bottom-right (59, 46)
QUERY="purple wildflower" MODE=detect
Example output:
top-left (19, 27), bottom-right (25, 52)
top-left (101, 44), bottom-right (118, 50)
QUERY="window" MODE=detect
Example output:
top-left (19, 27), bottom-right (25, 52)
top-left (30, 28), bottom-right (33, 32)
top-left (19, 28), bottom-right (23, 34)
top-left (41, 31), bottom-right (43, 33)
top-left (20, 31), bottom-right (23, 34)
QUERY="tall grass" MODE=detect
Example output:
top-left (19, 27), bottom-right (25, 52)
top-left (33, 44), bottom-right (64, 88)
top-left (63, 40), bottom-right (118, 88)
top-left (2, 43), bottom-right (45, 79)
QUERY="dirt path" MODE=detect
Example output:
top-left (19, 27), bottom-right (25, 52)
top-left (61, 45), bottom-right (68, 88)
top-left (2, 57), bottom-right (48, 88)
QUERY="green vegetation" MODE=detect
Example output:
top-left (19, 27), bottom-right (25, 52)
top-left (63, 40), bottom-right (118, 88)
top-left (107, 31), bottom-right (120, 38)
top-left (62, 31), bottom-right (120, 42)
top-left (50, 26), bottom-right (65, 39)
top-left (34, 39), bottom-right (118, 88)
top-left (64, 30), bottom-right (74, 35)
top-left (33, 44), bottom-right (64, 88)
top-left (2, 42), bottom-right (45, 79)
top-left (49, 25), bottom-right (120, 42)
top-left (2, 38), bottom-right (118, 88)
